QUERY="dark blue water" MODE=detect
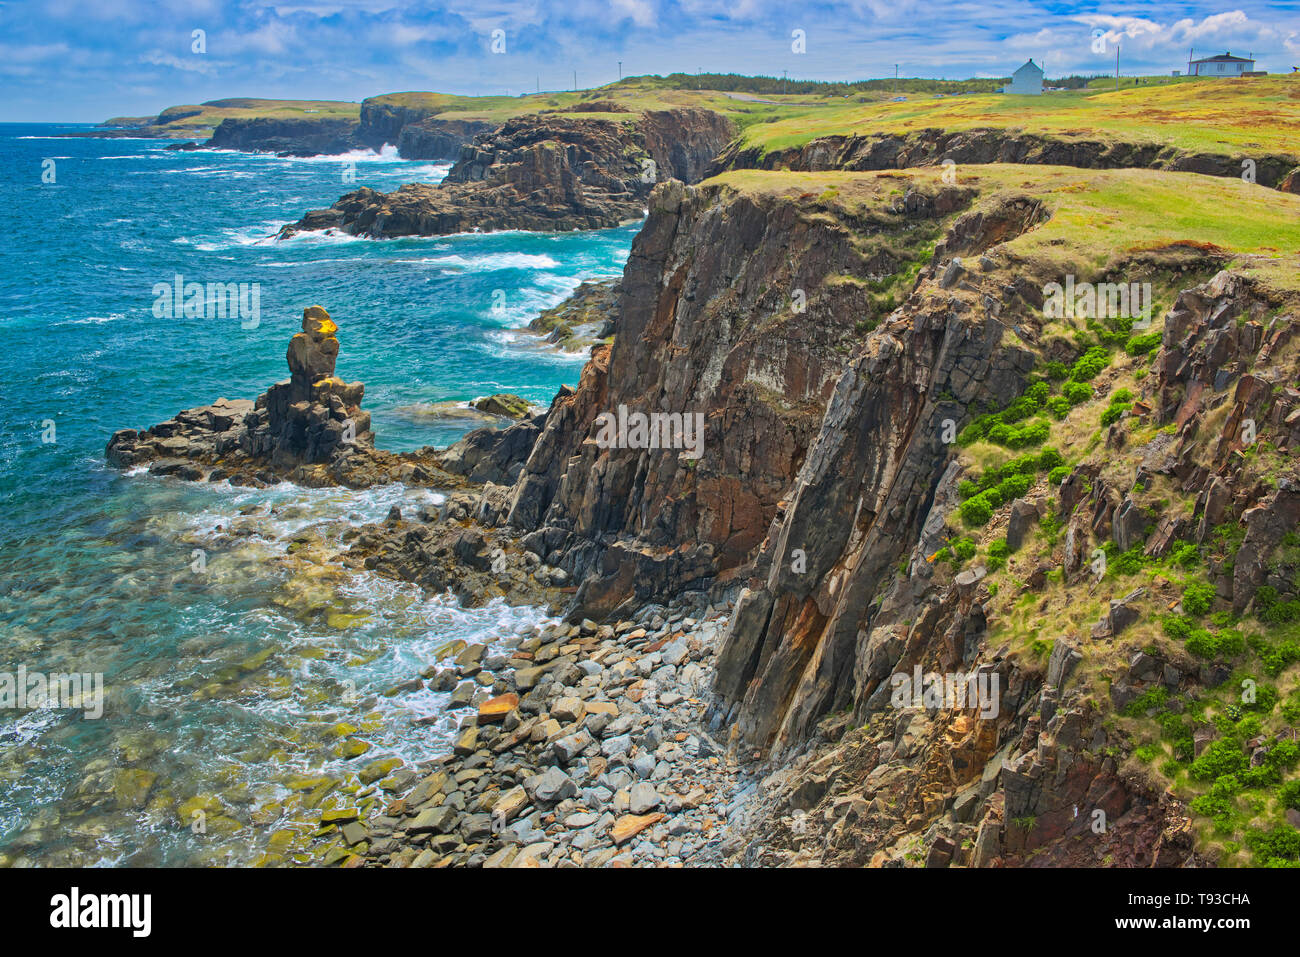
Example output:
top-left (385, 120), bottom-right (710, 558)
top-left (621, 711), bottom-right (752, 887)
top-left (0, 124), bottom-right (634, 865)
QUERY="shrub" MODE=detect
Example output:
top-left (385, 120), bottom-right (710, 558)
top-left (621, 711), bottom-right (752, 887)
top-left (1122, 685), bottom-right (1168, 717)
top-left (987, 540), bottom-right (1008, 572)
top-left (1069, 346), bottom-right (1110, 382)
top-left (1125, 331), bottom-right (1162, 356)
top-left (1048, 466), bottom-right (1070, 485)
top-left (1182, 581), bottom-right (1217, 617)
top-left (1163, 614), bottom-right (1193, 641)
top-left (1037, 448), bottom-right (1064, 470)
top-left (1045, 396), bottom-right (1071, 419)
top-left (1063, 381), bottom-right (1093, 406)
top-left (1185, 629), bottom-right (1219, 659)
top-left (1044, 360), bottom-right (1069, 380)
top-left (960, 496), bottom-right (993, 527)
top-left (1262, 639), bottom-right (1300, 677)
top-left (952, 537), bottom-right (977, 561)
top-left (1100, 402), bottom-right (1131, 427)
top-left (996, 473), bottom-right (1033, 501)
top-left (1245, 824), bottom-right (1300, 865)
top-left (1167, 542), bottom-right (1199, 568)
top-left (1110, 546), bottom-right (1146, 577)
top-left (1189, 740), bottom-right (1247, 781)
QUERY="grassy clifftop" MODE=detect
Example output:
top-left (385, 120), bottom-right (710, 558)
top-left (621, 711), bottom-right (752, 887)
top-left (733, 74), bottom-right (1300, 157)
top-left (99, 98), bottom-right (360, 138)
top-left (706, 165), bottom-right (1300, 288)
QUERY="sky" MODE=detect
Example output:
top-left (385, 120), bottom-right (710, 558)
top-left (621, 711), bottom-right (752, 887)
top-left (1, 0), bottom-right (1298, 121)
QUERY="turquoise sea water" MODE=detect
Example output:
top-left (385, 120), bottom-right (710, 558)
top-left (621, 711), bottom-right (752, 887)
top-left (0, 125), bottom-right (635, 865)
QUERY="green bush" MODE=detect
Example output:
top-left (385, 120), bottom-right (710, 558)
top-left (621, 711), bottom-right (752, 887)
top-left (1125, 331), bottom-right (1162, 356)
top-left (1122, 685), bottom-right (1168, 717)
top-left (1048, 466), bottom-right (1070, 485)
top-left (1163, 614), bottom-right (1193, 641)
top-left (952, 537), bottom-right (977, 561)
top-left (1189, 740), bottom-right (1247, 781)
top-left (1185, 629), bottom-right (1219, 659)
top-left (1044, 360), bottom-right (1069, 380)
top-left (1110, 546), bottom-right (1147, 577)
top-left (1063, 381), bottom-right (1093, 406)
top-left (1262, 639), bottom-right (1300, 677)
top-left (960, 496), bottom-right (993, 527)
top-left (1245, 824), bottom-right (1300, 865)
top-left (1182, 581), bottom-right (1216, 617)
top-left (1069, 346), bottom-right (1111, 382)
top-left (1045, 396), bottom-right (1071, 419)
top-left (1100, 402), bottom-right (1131, 427)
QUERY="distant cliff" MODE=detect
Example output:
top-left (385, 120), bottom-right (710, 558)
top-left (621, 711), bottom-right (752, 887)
top-left (205, 116), bottom-right (362, 156)
top-left (279, 108), bottom-right (735, 238)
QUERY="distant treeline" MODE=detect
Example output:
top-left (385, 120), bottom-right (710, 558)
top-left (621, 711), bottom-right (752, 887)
top-left (622, 72), bottom-right (1108, 94)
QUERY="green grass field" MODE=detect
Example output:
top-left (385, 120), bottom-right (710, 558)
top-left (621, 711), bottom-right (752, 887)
top-left (705, 164), bottom-right (1300, 293)
top-left (111, 73), bottom-right (1300, 166)
top-left (734, 75), bottom-right (1300, 157)
top-left (107, 98), bottom-right (361, 137)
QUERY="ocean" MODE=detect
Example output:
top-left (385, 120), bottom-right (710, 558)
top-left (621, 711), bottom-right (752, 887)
top-left (0, 124), bottom-right (636, 865)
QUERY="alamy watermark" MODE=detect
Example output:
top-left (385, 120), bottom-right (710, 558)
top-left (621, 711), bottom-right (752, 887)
top-left (1042, 275), bottom-right (1152, 326)
top-left (1, 665), bottom-right (104, 718)
top-left (889, 666), bottom-right (1000, 719)
top-left (152, 274), bottom-right (261, 329)
top-left (593, 405), bottom-right (705, 460)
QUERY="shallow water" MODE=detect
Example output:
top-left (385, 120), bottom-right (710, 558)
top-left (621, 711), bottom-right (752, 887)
top-left (0, 124), bottom-right (633, 865)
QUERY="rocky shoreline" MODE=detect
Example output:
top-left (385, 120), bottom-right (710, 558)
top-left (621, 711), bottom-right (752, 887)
top-left (102, 297), bottom-right (761, 867)
top-left (278, 109), bottom-right (733, 239)
top-left (326, 593), bottom-right (756, 868)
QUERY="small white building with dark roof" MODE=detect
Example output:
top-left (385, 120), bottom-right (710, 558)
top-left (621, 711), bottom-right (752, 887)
top-left (1006, 59), bottom-right (1044, 95)
top-left (1188, 52), bottom-right (1255, 76)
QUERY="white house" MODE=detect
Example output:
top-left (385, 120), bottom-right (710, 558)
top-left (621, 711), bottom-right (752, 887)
top-left (1188, 52), bottom-right (1255, 76)
top-left (1007, 59), bottom-right (1044, 95)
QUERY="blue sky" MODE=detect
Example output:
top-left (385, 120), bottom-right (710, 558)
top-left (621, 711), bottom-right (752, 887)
top-left (2, 1), bottom-right (1297, 121)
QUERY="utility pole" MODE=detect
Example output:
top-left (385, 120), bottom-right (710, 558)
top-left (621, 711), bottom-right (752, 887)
top-left (573, 70), bottom-right (577, 91)
top-left (1116, 42), bottom-right (1120, 90)
top-left (618, 61), bottom-right (622, 80)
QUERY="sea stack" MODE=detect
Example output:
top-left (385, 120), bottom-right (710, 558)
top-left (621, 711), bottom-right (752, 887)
top-left (242, 305), bottom-right (372, 465)
top-left (104, 304), bottom-right (436, 489)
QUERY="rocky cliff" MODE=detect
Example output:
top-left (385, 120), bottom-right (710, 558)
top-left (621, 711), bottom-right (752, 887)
top-left (279, 108), bottom-right (734, 238)
top-left (396, 118), bottom-right (497, 160)
top-left (441, 162), bottom-right (1300, 867)
top-left (204, 116), bottom-right (362, 156)
top-left (713, 127), bottom-right (1300, 194)
top-left (461, 174), bottom-right (974, 617)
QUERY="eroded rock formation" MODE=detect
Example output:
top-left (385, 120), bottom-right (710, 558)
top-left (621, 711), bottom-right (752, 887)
top-left (279, 109), bottom-right (734, 238)
top-left (106, 306), bottom-right (454, 488)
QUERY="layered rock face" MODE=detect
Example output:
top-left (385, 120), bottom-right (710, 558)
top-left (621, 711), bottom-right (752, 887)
top-left (396, 118), bottom-right (497, 160)
top-left (713, 127), bottom-right (1300, 193)
top-left (715, 267), bottom-right (1299, 869)
top-left (107, 307), bottom-right (450, 488)
top-left (478, 178), bottom-right (981, 625)
top-left (204, 117), bottom-right (362, 157)
top-left (710, 199), bottom-right (1049, 753)
top-left (279, 109), bottom-right (734, 239)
